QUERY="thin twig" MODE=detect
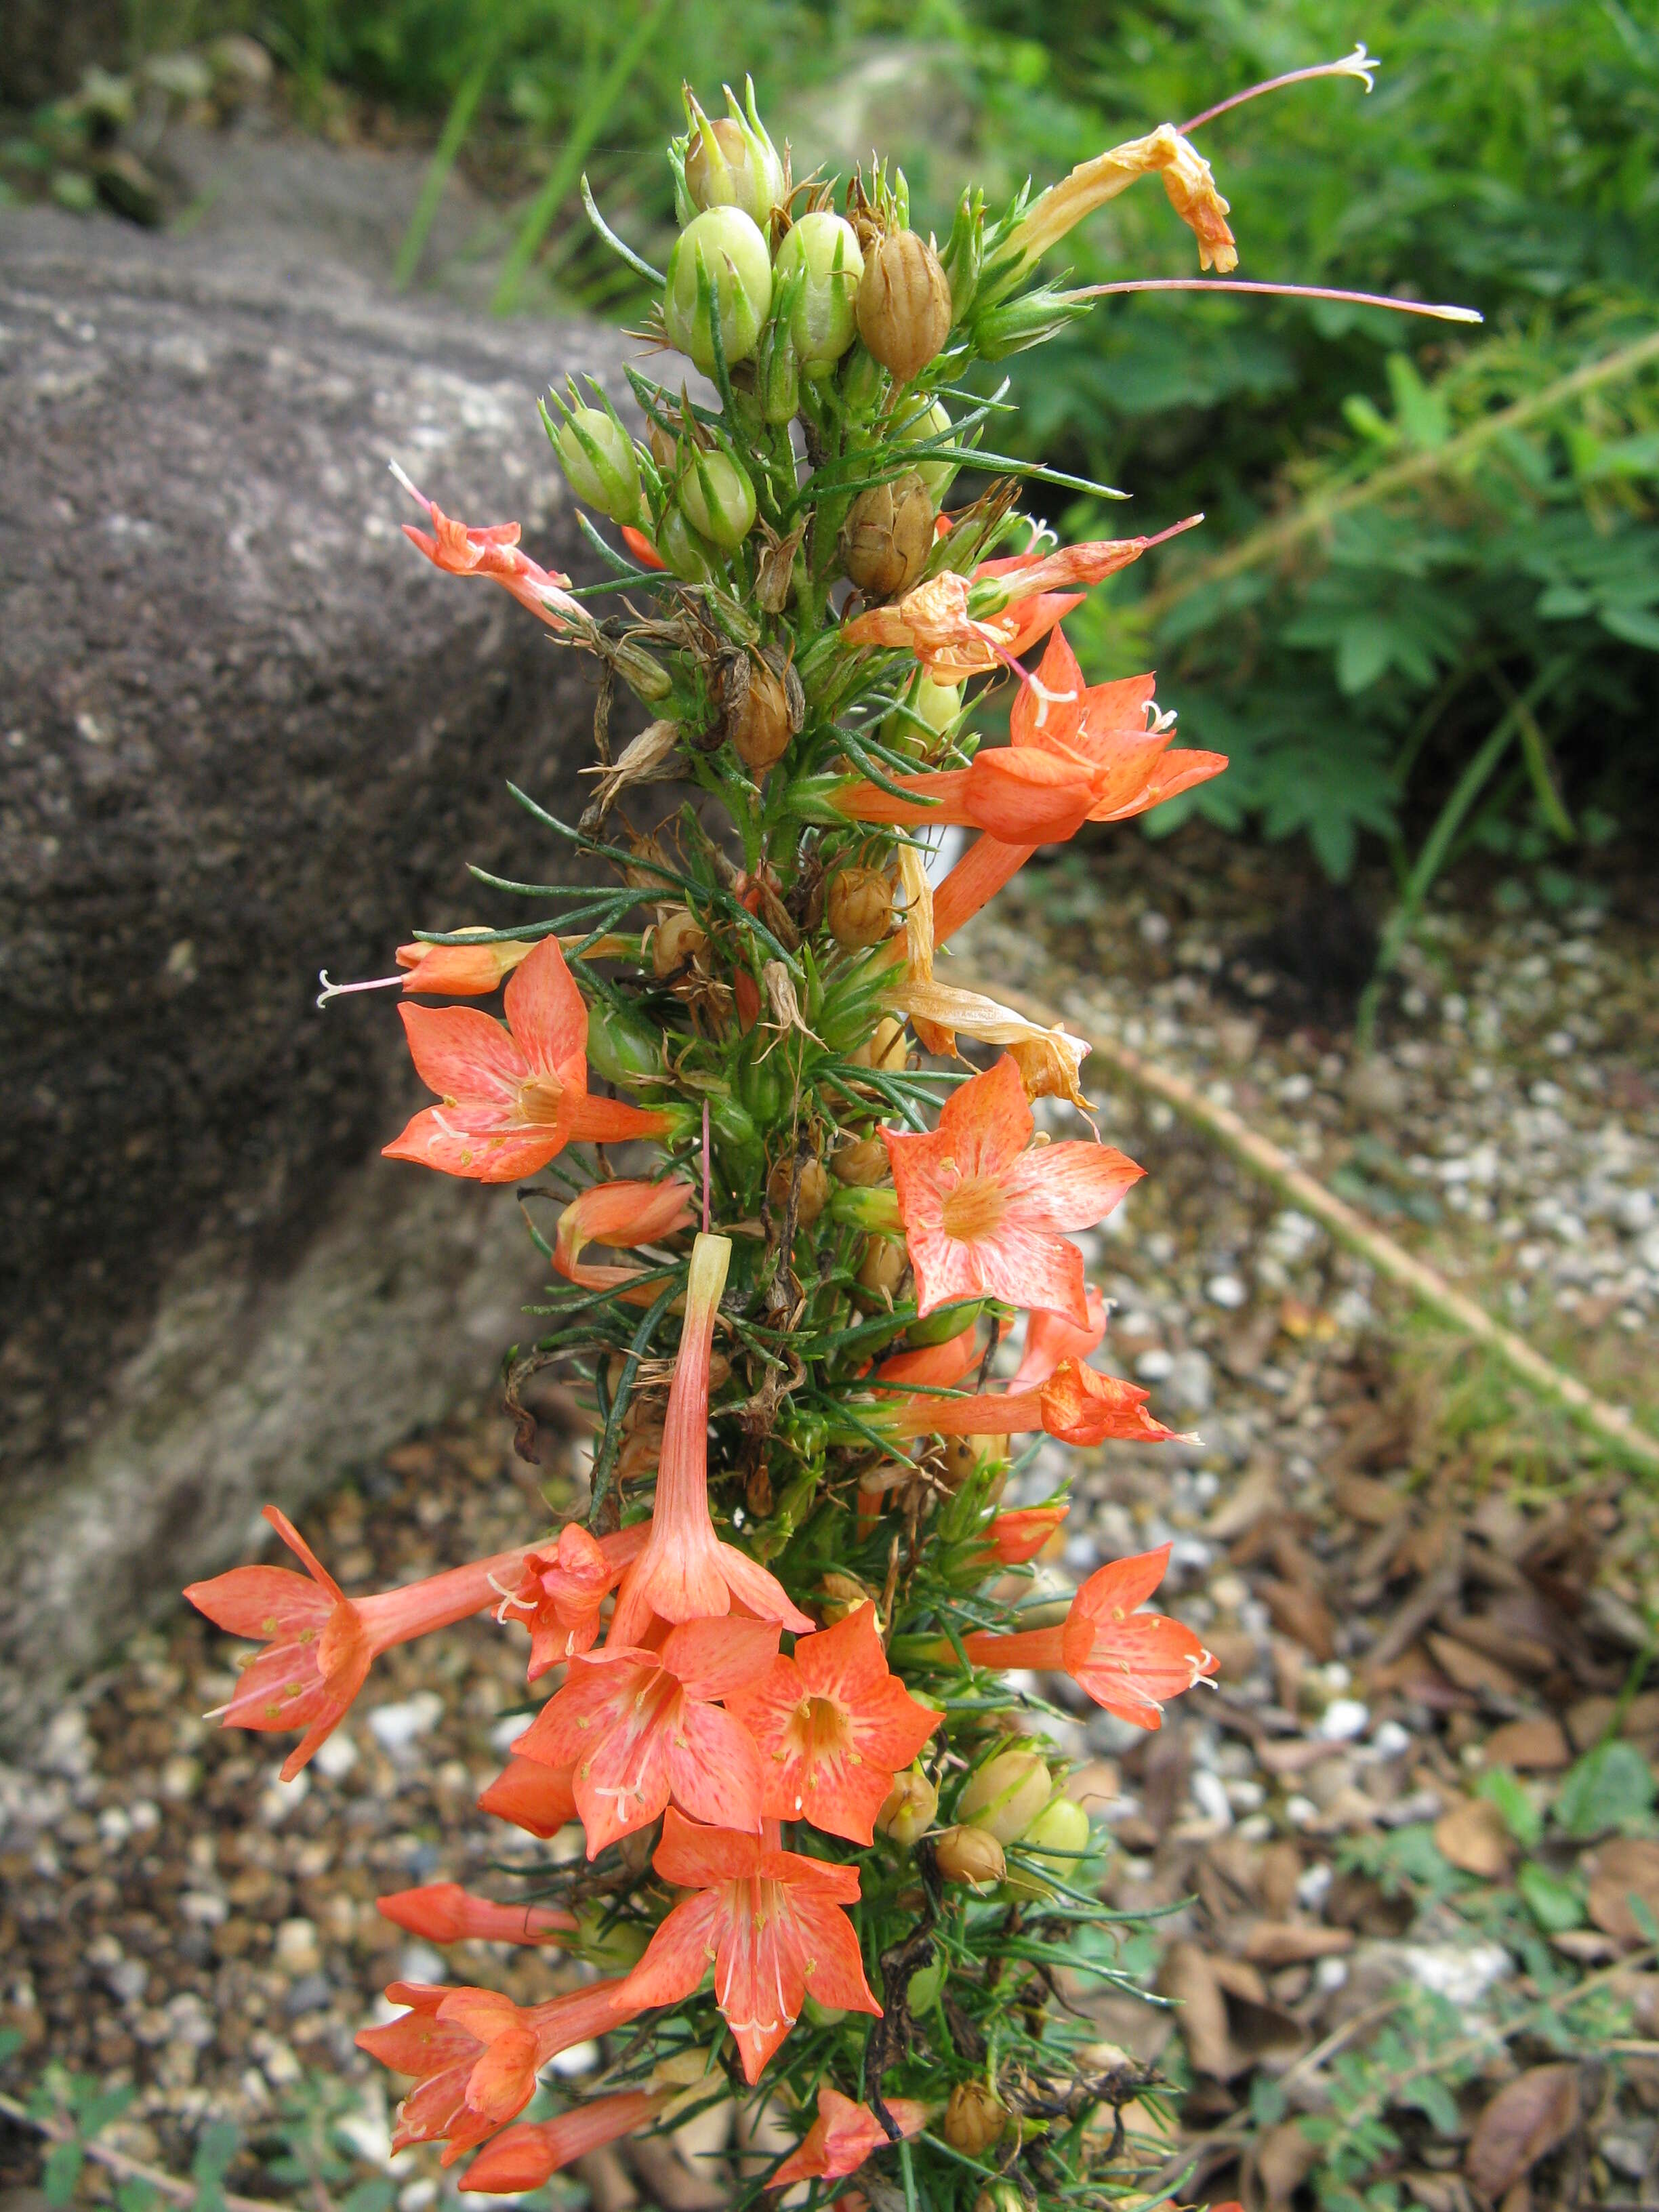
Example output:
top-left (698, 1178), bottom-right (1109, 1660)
top-left (0, 2089), bottom-right (285, 2212)
top-left (963, 977), bottom-right (1659, 1475)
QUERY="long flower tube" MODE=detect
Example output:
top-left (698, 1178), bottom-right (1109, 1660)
top-left (607, 1233), bottom-right (813, 1645)
top-left (996, 121), bottom-right (1237, 282)
top-left (879, 1355), bottom-right (1181, 1448)
top-left (375, 1885), bottom-right (577, 1946)
top-left (185, 1507), bottom-right (530, 1780)
top-left (384, 936), bottom-right (672, 1183)
top-left (768, 2086), bottom-right (931, 2191)
top-left (460, 2091), bottom-right (671, 2194)
top-left (553, 1176), bottom-right (697, 1294)
top-left (959, 1544), bottom-right (1218, 1727)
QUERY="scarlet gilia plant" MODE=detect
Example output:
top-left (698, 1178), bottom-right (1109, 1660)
top-left (190, 55), bottom-right (1474, 2209)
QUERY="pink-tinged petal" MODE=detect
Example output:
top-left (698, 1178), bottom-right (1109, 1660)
top-left (795, 1896), bottom-right (882, 2017)
top-left (260, 1505), bottom-right (349, 1600)
top-left (382, 1106), bottom-right (562, 1183)
top-left (182, 1563), bottom-right (333, 1643)
top-left (464, 2028), bottom-right (541, 2125)
top-left (1040, 1359), bottom-right (1179, 1446)
top-left (660, 1616), bottom-right (782, 1701)
top-left (876, 1324), bottom-right (981, 1389)
top-left (716, 1543), bottom-right (815, 1633)
top-left (280, 1653), bottom-right (369, 1780)
top-left (972, 1216), bottom-right (1088, 1324)
top-left (1010, 628), bottom-right (1087, 750)
top-left (937, 1052), bottom-right (1032, 1175)
top-left (792, 1603), bottom-right (890, 1710)
top-left (761, 1847), bottom-right (863, 1907)
top-left (1003, 1140), bottom-right (1143, 1233)
top-left (1069, 1613), bottom-right (1216, 1727)
top-left (901, 1223), bottom-right (994, 1318)
top-left (980, 1503), bottom-right (1069, 1565)
top-left (1118, 747), bottom-right (1229, 815)
top-left (846, 1674), bottom-right (940, 1778)
top-left (1069, 1542), bottom-right (1174, 1623)
top-left (503, 938), bottom-right (588, 1082)
top-left (397, 1002), bottom-right (527, 1111)
top-left (653, 1808), bottom-right (762, 1889)
top-left (478, 1756), bottom-right (577, 1837)
top-left (619, 1889), bottom-right (724, 2013)
top-left (1011, 1290), bottom-right (1108, 1389)
top-left (666, 1701), bottom-right (766, 1835)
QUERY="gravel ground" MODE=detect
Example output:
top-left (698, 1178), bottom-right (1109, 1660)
top-left (3, 830), bottom-right (1656, 2209)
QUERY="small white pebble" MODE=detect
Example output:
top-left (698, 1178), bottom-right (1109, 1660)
top-left (1284, 1793), bottom-right (1317, 1829)
top-left (369, 1692), bottom-right (445, 1753)
top-left (1371, 1719), bottom-right (1412, 1759)
top-left (1191, 1771), bottom-right (1233, 1828)
top-left (1134, 1347), bottom-right (1174, 1382)
top-left (1205, 1273), bottom-right (1248, 1309)
top-left (312, 1730), bottom-right (359, 1780)
top-left (1317, 1698), bottom-right (1370, 1742)
top-left (1314, 1957), bottom-right (1350, 1992)
top-left (1296, 1862), bottom-right (1334, 1908)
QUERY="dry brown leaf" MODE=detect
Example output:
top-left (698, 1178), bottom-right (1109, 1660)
top-left (1404, 2172), bottom-right (1473, 2212)
top-left (1434, 1798), bottom-right (1513, 1878)
top-left (1205, 1465), bottom-right (1280, 1540)
top-left (1208, 1954), bottom-right (1269, 2003)
top-left (1326, 1870), bottom-right (1414, 1937)
top-left (1334, 1471), bottom-right (1406, 1525)
top-left (1259, 1577), bottom-right (1336, 1661)
top-left (1255, 1840), bottom-right (1303, 1919)
top-left (1252, 2118), bottom-right (1321, 2210)
top-left (1481, 1716), bottom-right (1570, 1770)
top-left (1585, 1836), bottom-right (1659, 1944)
top-left (1427, 1633), bottom-right (1523, 1700)
top-left (1441, 1614), bottom-right (1555, 1678)
top-left (1242, 1921), bottom-right (1355, 1967)
top-left (1220, 1990), bottom-right (1307, 2073)
top-left (1158, 1942), bottom-right (1233, 2078)
top-left (1465, 2064), bottom-right (1580, 2203)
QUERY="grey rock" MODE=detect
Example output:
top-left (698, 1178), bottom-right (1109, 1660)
top-left (0, 150), bottom-right (636, 1744)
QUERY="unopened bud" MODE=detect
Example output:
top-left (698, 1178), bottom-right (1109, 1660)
top-left (857, 231), bottom-right (952, 383)
top-left (934, 1824), bottom-right (1006, 1891)
top-left (775, 211), bottom-right (865, 377)
top-left (653, 907), bottom-right (708, 978)
top-left (832, 1134), bottom-right (891, 1187)
top-left (884, 671), bottom-right (962, 756)
top-left (945, 2083), bottom-right (1008, 2156)
top-left (939, 1436), bottom-right (985, 1492)
top-left (550, 406), bottom-right (642, 525)
top-left (827, 867), bottom-right (893, 947)
top-left (573, 1902), bottom-right (649, 1973)
top-left (754, 315), bottom-right (800, 425)
top-left (840, 343), bottom-right (886, 413)
top-left (852, 1016), bottom-right (909, 1072)
top-left (1006, 1793), bottom-right (1092, 1898)
top-left (895, 395), bottom-right (957, 501)
top-left (664, 207), bottom-right (773, 373)
top-left (855, 1233), bottom-right (909, 1303)
top-left (959, 1749), bottom-right (1052, 1844)
top-left (658, 506), bottom-right (721, 584)
top-left (723, 653), bottom-right (794, 774)
top-left (767, 1154), bottom-right (830, 1225)
top-left (684, 109), bottom-right (785, 227)
top-left (678, 449), bottom-right (756, 550)
top-left (972, 2184), bottom-right (1025, 2212)
top-left (907, 1957), bottom-right (946, 2012)
top-left (876, 1765), bottom-right (939, 1848)
top-left (840, 470), bottom-right (933, 600)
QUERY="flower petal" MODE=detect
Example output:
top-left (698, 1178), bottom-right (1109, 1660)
top-left (502, 937), bottom-right (588, 1082)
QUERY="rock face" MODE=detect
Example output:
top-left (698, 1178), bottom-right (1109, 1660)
top-left (0, 146), bottom-right (628, 1741)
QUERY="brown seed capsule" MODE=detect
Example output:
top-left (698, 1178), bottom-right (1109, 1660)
top-left (652, 907), bottom-right (708, 978)
top-left (851, 1017), bottom-right (908, 1072)
top-left (832, 1133), bottom-right (890, 1187)
top-left (838, 470), bottom-right (933, 600)
top-left (855, 1233), bottom-right (909, 1303)
top-left (876, 1765), bottom-right (939, 1847)
top-left (616, 1422), bottom-right (665, 1484)
top-left (706, 1350), bottom-right (732, 1391)
top-left (745, 1462), bottom-right (774, 1517)
top-left (943, 2082), bottom-right (1008, 2154)
top-left (827, 866), bottom-right (894, 947)
top-left (934, 1826), bottom-right (1006, 1894)
top-left (939, 1436), bottom-right (981, 1492)
top-left (857, 231), bottom-right (953, 383)
top-left (766, 1155), bottom-right (831, 1225)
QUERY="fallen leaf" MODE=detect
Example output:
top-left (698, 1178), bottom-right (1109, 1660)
top-left (1259, 1578), bottom-right (1336, 1661)
top-left (1252, 2118), bottom-right (1321, 2210)
top-left (1158, 1942), bottom-right (1233, 2078)
top-left (1427, 1633), bottom-right (1522, 1700)
top-left (1465, 2065), bottom-right (1579, 2203)
top-left (1326, 1871), bottom-right (1414, 1937)
top-left (1205, 1465), bottom-right (1280, 1540)
top-left (1243, 1922), bottom-right (1355, 1967)
top-left (1481, 1717), bottom-right (1569, 1771)
top-left (1585, 1836), bottom-right (1659, 1944)
top-left (1208, 1954), bottom-right (1269, 2003)
top-left (1434, 1798), bottom-right (1514, 1878)
top-left (1565, 1695), bottom-right (1616, 1753)
top-left (1255, 1840), bottom-right (1303, 1919)
top-left (1333, 1471), bottom-right (1406, 1526)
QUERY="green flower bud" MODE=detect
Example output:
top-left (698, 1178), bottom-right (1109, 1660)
top-left (883, 670), bottom-right (963, 756)
top-left (1006, 1792), bottom-right (1092, 1898)
top-left (550, 405), bottom-right (642, 526)
top-left (895, 395), bottom-right (957, 501)
top-left (573, 1904), bottom-right (649, 1972)
top-left (958, 1750), bottom-right (1052, 1845)
top-left (664, 207), bottom-right (773, 373)
top-left (876, 1764), bottom-right (939, 1849)
top-left (906, 1957), bottom-right (947, 2013)
top-left (840, 343), bottom-right (887, 413)
top-left (775, 211), bottom-right (864, 377)
top-left (802, 1994), bottom-right (847, 2028)
top-left (658, 504), bottom-right (722, 583)
top-left (677, 449), bottom-right (756, 549)
top-left (906, 1298), bottom-right (984, 1347)
top-left (682, 79), bottom-right (785, 226)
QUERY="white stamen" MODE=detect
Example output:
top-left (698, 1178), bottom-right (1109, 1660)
top-left (316, 968), bottom-right (405, 1009)
top-left (388, 457), bottom-right (431, 514)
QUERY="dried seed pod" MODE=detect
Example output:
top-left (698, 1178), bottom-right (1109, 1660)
top-left (855, 1233), bottom-right (908, 1305)
top-left (706, 1349), bottom-right (733, 1391)
top-left (722, 651), bottom-right (794, 773)
top-left (944, 2083), bottom-right (1008, 2153)
top-left (852, 1016), bottom-right (909, 1072)
top-left (615, 1422), bottom-right (665, 1485)
top-left (939, 1435), bottom-right (981, 1491)
top-left (838, 470), bottom-right (932, 600)
top-left (934, 1826), bottom-right (1006, 1893)
top-left (832, 1134), bottom-right (890, 1187)
top-left (766, 1154), bottom-right (831, 1225)
top-left (857, 230), bottom-right (952, 382)
top-left (652, 907), bottom-right (708, 978)
top-left (876, 1765), bottom-right (939, 1847)
top-left (959, 1749), bottom-right (1052, 1844)
top-left (827, 866), bottom-right (894, 947)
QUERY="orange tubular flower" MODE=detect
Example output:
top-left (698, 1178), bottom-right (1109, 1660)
top-left (1000, 122), bottom-right (1237, 279)
top-left (359, 1979), bottom-right (637, 2164)
top-left (886, 1356), bottom-right (1181, 1449)
top-left (514, 1615), bottom-right (779, 1856)
top-left (882, 1055), bottom-right (1141, 1324)
top-left (617, 1811), bottom-right (881, 2083)
top-left (724, 1602), bottom-right (939, 1843)
top-left (875, 1322), bottom-right (981, 1390)
top-left (961, 1544), bottom-right (1217, 1728)
top-left (396, 937), bottom-right (533, 996)
top-left (461, 2091), bottom-right (670, 2194)
top-left (1011, 1286), bottom-right (1109, 1389)
top-left (477, 1755), bottom-right (578, 1838)
top-left (394, 464), bottom-right (584, 630)
top-left (607, 1235), bottom-right (813, 1645)
top-left (384, 936), bottom-right (670, 1183)
top-left (553, 1178), bottom-right (697, 1293)
top-left (184, 1507), bottom-right (528, 1781)
top-left (769, 2087), bottom-right (930, 2192)
top-left (495, 1521), bottom-right (650, 1681)
top-left (841, 568), bottom-right (1081, 684)
top-left (979, 1502), bottom-right (1070, 1567)
top-left (375, 1885), bottom-right (576, 1947)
